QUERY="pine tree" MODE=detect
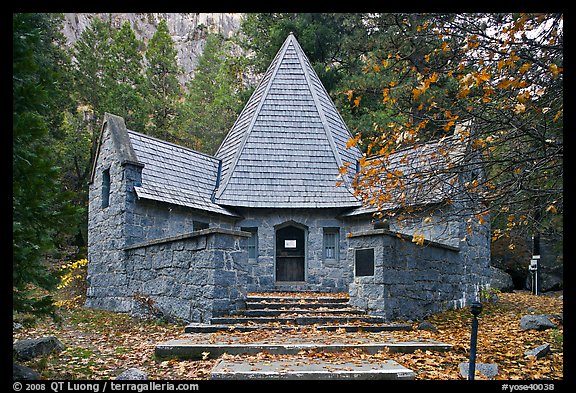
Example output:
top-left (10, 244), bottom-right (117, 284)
top-left (72, 16), bottom-right (113, 122)
top-left (13, 13), bottom-right (78, 320)
top-left (144, 19), bottom-right (183, 142)
top-left (109, 21), bottom-right (146, 131)
top-left (184, 33), bottom-right (246, 154)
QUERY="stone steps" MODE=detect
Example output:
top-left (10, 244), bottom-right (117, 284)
top-left (210, 359), bottom-right (415, 380)
top-left (155, 339), bottom-right (453, 360)
top-left (199, 292), bottom-right (407, 332)
top-left (246, 295), bottom-right (349, 304)
top-left (154, 291), bottom-right (453, 379)
top-left (184, 322), bottom-right (412, 334)
top-left (210, 315), bottom-right (388, 325)
top-left (245, 301), bottom-right (351, 310)
top-left (233, 308), bottom-right (367, 317)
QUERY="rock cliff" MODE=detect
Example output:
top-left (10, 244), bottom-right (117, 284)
top-left (61, 13), bottom-right (243, 84)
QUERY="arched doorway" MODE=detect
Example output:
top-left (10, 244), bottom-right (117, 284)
top-left (275, 224), bottom-right (306, 282)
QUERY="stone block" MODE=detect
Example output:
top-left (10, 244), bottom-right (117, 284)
top-left (209, 234), bottom-right (238, 250)
top-left (215, 270), bottom-right (237, 287)
top-left (459, 362), bottom-right (499, 379)
top-left (211, 299), bottom-right (232, 314)
top-left (212, 285), bottom-right (231, 299)
top-left (141, 277), bottom-right (167, 296)
top-left (13, 363), bottom-right (41, 380)
top-left (13, 337), bottom-right (65, 361)
top-left (172, 249), bottom-right (193, 268)
top-left (520, 315), bottom-right (556, 331)
top-left (116, 368), bottom-right (148, 380)
top-left (524, 343), bottom-right (551, 358)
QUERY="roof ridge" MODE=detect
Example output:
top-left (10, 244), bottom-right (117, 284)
top-left (126, 129), bottom-right (220, 164)
top-left (290, 35), bottom-right (356, 195)
top-left (213, 34), bottom-right (361, 208)
top-left (214, 33), bottom-right (294, 200)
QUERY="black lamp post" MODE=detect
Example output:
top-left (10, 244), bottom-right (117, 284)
top-left (468, 301), bottom-right (483, 380)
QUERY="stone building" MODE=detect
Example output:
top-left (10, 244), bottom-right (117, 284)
top-left (86, 33), bottom-right (491, 323)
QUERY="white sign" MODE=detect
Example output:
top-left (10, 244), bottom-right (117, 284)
top-left (285, 240), bottom-right (297, 248)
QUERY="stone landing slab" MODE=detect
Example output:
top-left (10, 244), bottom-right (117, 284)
top-left (155, 339), bottom-right (452, 360)
top-left (210, 359), bottom-right (415, 380)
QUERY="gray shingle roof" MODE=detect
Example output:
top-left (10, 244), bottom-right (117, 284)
top-left (344, 134), bottom-right (468, 216)
top-left (214, 33), bottom-right (362, 208)
top-left (127, 131), bottom-right (237, 217)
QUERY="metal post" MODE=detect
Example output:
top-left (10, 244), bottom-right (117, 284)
top-left (532, 234), bottom-right (541, 296)
top-left (529, 255), bottom-right (540, 296)
top-left (468, 301), bottom-right (483, 380)
top-left (534, 260), bottom-right (538, 296)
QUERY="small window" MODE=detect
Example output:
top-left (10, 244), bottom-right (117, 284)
top-left (241, 227), bottom-right (258, 260)
top-left (101, 168), bottom-right (110, 208)
top-left (355, 248), bottom-right (374, 277)
top-left (193, 221), bottom-right (209, 231)
top-left (323, 228), bottom-right (339, 260)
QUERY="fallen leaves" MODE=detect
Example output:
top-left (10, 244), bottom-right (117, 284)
top-left (13, 291), bottom-right (562, 380)
top-left (12, 308), bottom-right (215, 380)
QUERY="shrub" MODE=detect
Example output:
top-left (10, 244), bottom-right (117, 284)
top-left (55, 258), bottom-right (88, 309)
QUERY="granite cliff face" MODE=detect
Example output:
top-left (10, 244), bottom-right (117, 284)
top-left (62, 13), bottom-right (244, 84)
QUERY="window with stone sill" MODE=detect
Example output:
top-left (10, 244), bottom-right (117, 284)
top-left (240, 227), bottom-right (258, 260)
top-left (323, 227), bottom-right (339, 261)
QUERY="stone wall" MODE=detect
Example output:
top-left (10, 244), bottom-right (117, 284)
top-left (347, 207), bottom-right (491, 321)
top-left (86, 115), bottom-right (246, 322)
top-left (234, 208), bottom-right (353, 293)
top-left (123, 229), bottom-right (250, 322)
top-left (87, 121), bottom-right (138, 313)
top-left (124, 197), bottom-right (235, 247)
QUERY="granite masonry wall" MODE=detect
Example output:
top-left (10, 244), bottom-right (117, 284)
top-left (86, 122), bottom-right (138, 313)
top-left (123, 229), bottom-right (250, 322)
top-left (346, 205), bottom-right (492, 321)
top-left (86, 118), bottom-right (247, 322)
top-left (233, 208), bottom-right (354, 293)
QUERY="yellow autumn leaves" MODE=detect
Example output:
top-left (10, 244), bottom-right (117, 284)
top-left (55, 258), bottom-right (88, 309)
top-left (412, 232), bottom-right (425, 246)
top-left (344, 89), bottom-right (361, 108)
top-left (57, 258), bottom-right (88, 290)
top-left (412, 72), bottom-right (439, 100)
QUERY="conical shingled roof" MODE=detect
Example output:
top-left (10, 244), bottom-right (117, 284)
top-left (214, 33), bottom-right (362, 208)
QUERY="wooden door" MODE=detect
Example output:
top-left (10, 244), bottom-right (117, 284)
top-left (275, 225), bottom-right (305, 282)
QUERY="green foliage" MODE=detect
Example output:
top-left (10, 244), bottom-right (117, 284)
top-left (479, 286), bottom-right (501, 304)
top-left (108, 21), bottom-right (147, 131)
top-left (13, 13), bottom-right (79, 320)
top-left (241, 13), bottom-right (368, 91)
top-left (183, 33), bottom-right (248, 154)
top-left (144, 19), bottom-right (183, 142)
top-left (72, 17), bottom-right (113, 120)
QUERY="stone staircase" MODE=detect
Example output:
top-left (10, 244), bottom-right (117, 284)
top-left (185, 292), bottom-right (411, 333)
top-left (155, 292), bottom-right (453, 379)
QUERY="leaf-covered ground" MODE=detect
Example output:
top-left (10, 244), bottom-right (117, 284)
top-left (13, 290), bottom-right (562, 380)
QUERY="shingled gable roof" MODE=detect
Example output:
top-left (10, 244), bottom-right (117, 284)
top-left (128, 132), bottom-right (237, 217)
top-left (214, 33), bottom-right (363, 208)
top-left (92, 113), bottom-right (237, 217)
top-left (343, 128), bottom-right (471, 217)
